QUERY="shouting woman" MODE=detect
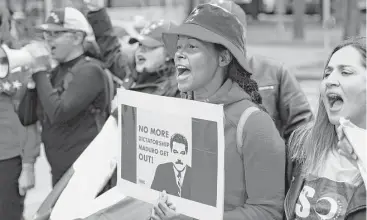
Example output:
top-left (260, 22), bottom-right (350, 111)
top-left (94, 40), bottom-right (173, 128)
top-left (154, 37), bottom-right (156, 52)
top-left (151, 3), bottom-right (286, 220)
top-left (285, 37), bottom-right (366, 220)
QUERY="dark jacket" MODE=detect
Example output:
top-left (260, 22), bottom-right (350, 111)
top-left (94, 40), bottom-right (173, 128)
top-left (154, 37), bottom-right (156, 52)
top-left (284, 163), bottom-right (366, 220)
top-left (86, 8), bottom-right (179, 98)
top-left (18, 55), bottom-right (106, 185)
top-left (248, 55), bottom-right (313, 142)
top-left (151, 162), bottom-right (192, 199)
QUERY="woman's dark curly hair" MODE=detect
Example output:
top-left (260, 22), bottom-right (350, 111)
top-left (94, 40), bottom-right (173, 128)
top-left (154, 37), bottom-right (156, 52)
top-left (214, 44), bottom-right (266, 111)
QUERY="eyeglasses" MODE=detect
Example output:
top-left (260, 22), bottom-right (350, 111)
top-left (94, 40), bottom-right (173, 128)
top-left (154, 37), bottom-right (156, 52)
top-left (43, 30), bottom-right (85, 41)
top-left (43, 31), bottom-right (71, 40)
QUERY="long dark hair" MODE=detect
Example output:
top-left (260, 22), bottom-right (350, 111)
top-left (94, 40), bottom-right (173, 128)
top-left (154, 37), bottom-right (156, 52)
top-left (289, 36), bottom-right (366, 178)
top-left (214, 44), bottom-right (266, 111)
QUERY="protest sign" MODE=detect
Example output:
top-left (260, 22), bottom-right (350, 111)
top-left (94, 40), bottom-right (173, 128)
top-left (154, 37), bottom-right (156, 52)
top-left (116, 89), bottom-right (225, 220)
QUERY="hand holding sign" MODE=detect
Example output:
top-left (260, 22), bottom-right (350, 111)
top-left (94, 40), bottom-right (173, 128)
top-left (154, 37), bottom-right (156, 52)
top-left (151, 191), bottom-right (180, 220)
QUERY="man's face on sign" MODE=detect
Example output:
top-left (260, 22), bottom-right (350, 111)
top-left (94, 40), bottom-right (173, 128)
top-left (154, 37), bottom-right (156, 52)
top-left (171, 141), bottom-right (188, 172)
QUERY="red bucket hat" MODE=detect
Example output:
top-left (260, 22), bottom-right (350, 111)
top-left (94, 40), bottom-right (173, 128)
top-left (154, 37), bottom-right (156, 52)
top-left (162, 3), bottom-right (250, 73)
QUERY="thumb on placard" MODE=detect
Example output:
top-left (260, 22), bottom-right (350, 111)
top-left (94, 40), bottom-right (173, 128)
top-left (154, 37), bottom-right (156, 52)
top-left (18, 185), bottom-right (26, 196)
top-left (160, 190), bottom-right (168, 203)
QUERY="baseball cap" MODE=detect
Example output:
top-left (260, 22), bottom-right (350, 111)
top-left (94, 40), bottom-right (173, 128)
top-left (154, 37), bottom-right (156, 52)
top-left (37, 7), bottom-right (95, 41)
top-left (162, 3), bottom-right (250, 73)
top-left (129, 20), bottom-right (177, 48)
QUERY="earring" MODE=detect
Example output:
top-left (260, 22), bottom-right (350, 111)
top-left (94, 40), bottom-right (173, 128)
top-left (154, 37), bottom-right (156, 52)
top-left (165, 57), bottom-right (171, 61)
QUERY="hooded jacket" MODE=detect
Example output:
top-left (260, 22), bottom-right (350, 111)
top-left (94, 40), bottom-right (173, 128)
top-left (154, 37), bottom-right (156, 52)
top-left (82, 78), bottom-right (285, 220)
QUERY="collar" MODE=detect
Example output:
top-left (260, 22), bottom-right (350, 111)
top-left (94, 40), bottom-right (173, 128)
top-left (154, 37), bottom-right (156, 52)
top-left (173, 164), bottom-right (187, 180)
top-left (59, 54), bottom-right (85, 68)
top-left (135, 61), bottom-right (175, 84)
top-left (136, 72), bottom-right (163, 84)
top-left (194, 78), bottom-right (251, 105)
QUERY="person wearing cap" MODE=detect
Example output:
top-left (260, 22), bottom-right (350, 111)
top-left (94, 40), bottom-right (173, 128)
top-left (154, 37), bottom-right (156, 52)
top-left (150, 3), bottom-right (285, 220)
top-left (211, 0), bottom-right (313, 143)
top-left (0, 11), bottom-right (41, 220)
top-left (84, 4), bottom-right (179, 97)
top-left (17, 7), bottom-right (110, 186)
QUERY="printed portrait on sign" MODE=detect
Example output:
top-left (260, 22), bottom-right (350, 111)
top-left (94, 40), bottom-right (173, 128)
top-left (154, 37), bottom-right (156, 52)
top-left (120, 105), bottom-right (219, 207)
top-left (151, 133), bottom-right (192, 199)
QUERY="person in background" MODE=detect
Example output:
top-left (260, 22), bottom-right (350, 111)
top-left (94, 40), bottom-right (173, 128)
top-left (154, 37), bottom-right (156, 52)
top-left (212, 0), bottom-right (314, 142)
top-left (0, 8), bottom-right (41, 220)
top-left (285, 37), bottom-right (366, 220)
top-left (0, 8), bottom-right (15, 46)
top-left (81, 2), bottom-right (180, 98)
top-left (212, 0), bottom-right (314, 193)
top-left (69, 0), bottom-right (181, 191)
top-left (17, 7), bottom-right (109, 186)
top-left (152, 4), bottom-right (285, 220)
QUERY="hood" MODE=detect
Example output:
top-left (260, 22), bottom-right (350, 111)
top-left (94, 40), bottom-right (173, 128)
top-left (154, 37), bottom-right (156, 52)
top-left (195, 78), bottom-right (251, 106)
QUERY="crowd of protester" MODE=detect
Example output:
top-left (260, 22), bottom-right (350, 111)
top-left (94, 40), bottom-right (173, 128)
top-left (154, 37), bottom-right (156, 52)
top-left (0, 0), bottom-right (365, 220)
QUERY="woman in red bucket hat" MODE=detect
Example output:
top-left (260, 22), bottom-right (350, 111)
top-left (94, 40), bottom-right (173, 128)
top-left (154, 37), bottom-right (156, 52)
top-left (151, 3), bottom-right (285, 220)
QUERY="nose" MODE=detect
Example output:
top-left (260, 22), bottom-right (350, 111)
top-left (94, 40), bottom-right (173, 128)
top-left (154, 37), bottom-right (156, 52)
top-left (136, 46), bottom-right (145, 54)
top-left (138, 47), bottom-right (147, 53)
top-left (175, 50), bottom-right (186, 61)
top-left (43, 35), bottom-right (54, 45)
top-left (324, 71), bottom-right (341, 88)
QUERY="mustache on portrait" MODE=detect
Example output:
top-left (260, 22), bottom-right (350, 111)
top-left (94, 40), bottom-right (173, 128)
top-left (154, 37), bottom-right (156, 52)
top-left (175, 159), bottom-right (183, 165)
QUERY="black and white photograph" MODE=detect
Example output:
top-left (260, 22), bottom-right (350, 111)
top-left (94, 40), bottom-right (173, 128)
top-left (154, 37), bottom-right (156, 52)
top-left (0, 0), bottom-right (365, 220)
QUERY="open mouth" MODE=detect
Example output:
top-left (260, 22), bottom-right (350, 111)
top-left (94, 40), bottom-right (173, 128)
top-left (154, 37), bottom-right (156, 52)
top-left (327, 93), bottom-right (344, 110)
top-left (176, 65), bottom-right (190, 76)
top-left (136, 55), bottom-right (146, 64)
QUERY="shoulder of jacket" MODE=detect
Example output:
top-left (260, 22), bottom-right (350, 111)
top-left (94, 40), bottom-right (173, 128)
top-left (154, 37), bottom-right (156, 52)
top-left (224, 99), bottom-right (258, 128)
top-left (248, 54), bottom-right (286, 79)
top-left (72, 56), bottom-right (104, 73)
top-left (78, 56), bottom-right (101, 66)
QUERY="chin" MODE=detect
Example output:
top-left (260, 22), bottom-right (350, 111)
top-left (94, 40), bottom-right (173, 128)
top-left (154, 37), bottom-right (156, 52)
top-left (327, 113), bottom-right (343, 126)
top-left (328, 117), bottom-right (339, 126)
top-left (174, 164), bottom-right (185, 171)
top-left (178, 82), bottom-right (197, 93)
top-left (135, 66), bottom-right (144, 73)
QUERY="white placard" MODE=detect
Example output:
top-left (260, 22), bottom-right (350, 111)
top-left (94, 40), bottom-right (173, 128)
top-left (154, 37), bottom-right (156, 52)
top-left (117, 89), bottom-right (225, 220)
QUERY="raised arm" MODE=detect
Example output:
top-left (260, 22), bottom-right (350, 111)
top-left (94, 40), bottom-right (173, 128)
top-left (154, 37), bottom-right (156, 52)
top-left (86, 8), bottom-right (132, 80)
top-left (32, 63), bottom-right (104, 124)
